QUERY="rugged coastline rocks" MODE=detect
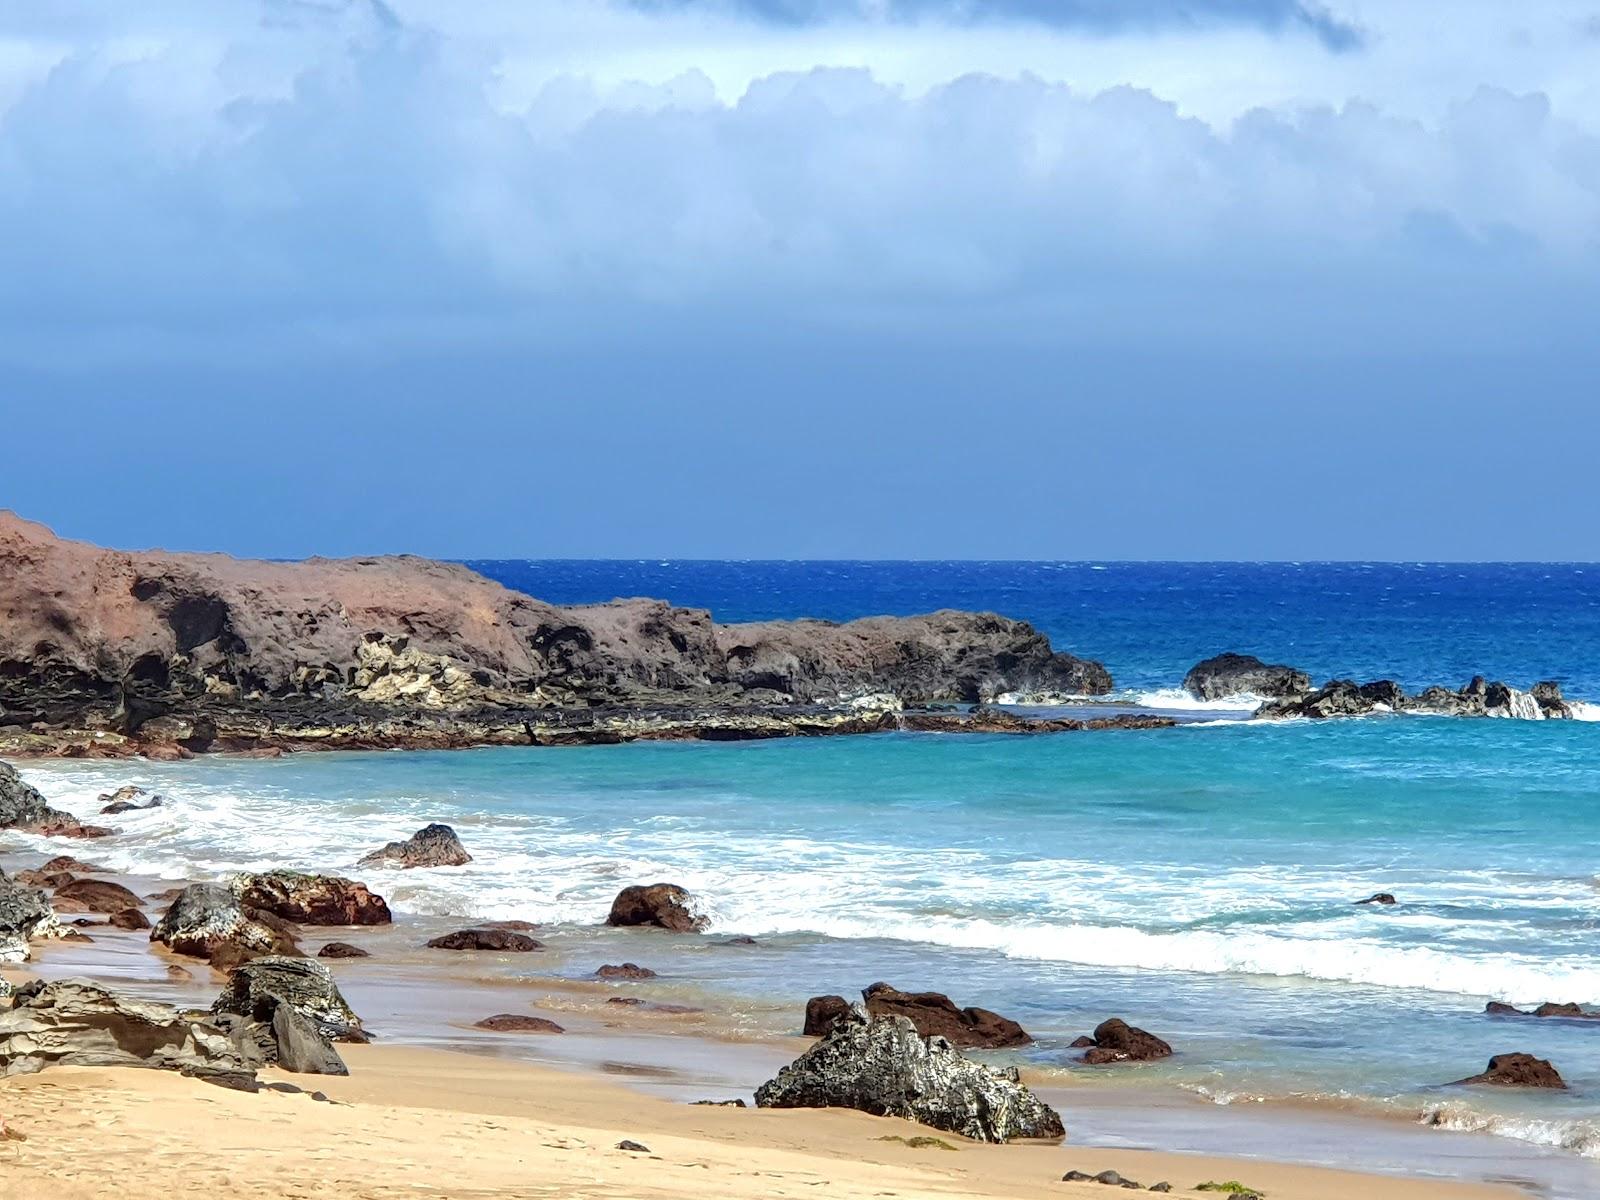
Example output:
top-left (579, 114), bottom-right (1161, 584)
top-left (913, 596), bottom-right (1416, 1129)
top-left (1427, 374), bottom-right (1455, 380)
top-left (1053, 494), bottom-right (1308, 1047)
top-left (235, 871), bottom-right (392, 926)
top-left (212, 955), bottom-right (364, 1044)
top-left (1255, 674), bottom-right (1578, 721)
top-left (754, 1006), bottom-right (1063, 1143)
top-left (0, 761), bottom-right (111, 838)
top-left (358, 823), bottom-right (472, 869)
top-left (606, 883), bottom-right (708, 933)
top-left (0, 513), bottom-right (1119, 757)
top-left (150, 882), bottom-right (299, 963)
top-left (0, 978), bottom-right (259, 1086)
top-left (1183, 654), bottom-right (1311, 701)
top-left (1451, 1053), bottom-right (1566, 1089)
top-left (1074, 1018), bottom-right (1173, 1064)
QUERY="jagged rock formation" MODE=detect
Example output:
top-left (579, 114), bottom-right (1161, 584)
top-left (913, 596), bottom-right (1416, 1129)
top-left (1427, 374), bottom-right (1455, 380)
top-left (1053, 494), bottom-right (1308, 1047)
top-left (0, 868), bottom-right (63, 962)
top-left (211, 956), bottom-right (364, 1043)
top-left (754, 1006), bottom-right (1064, 1143)
top-left (150, 883), bottom-right (298, 963)
top-left (1183, 653), bottom-right (1311, 701)
top-left (358, 823), bottom-right (471, 869)
top-left (858, 982), bottom-right (1031, 1049)
top-left (0, 978), bottom-right (259, 1086)
top-left (1451, 1052), bottom-right (1566, 1089)
top-left (0, 760), bottom-right (111, 837)
top-left (605, 883), bottom-right (708, 932)
top-left (234, 871), bottom-right (392, 926)
top-left (0, 512), bottom-right (1114, 756)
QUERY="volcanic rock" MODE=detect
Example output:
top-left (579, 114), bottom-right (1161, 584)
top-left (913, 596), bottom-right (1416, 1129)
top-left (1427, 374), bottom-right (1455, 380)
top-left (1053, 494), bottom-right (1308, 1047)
top-left (1077, 1018), bottom-right (1172, 1064)
top-left (605, 883), bottom-right (707, 933)
top-left (474, 1014), bottom-right (564, 1033)
top-left (98, 786), bottom-right (164, 815)
top-left (234, 871), bottom-right (392, 926)
top-left (860, 982), bottom-right (1031, 1049)
top-left (805, 994), bottom-right (852, 1037)
top-left (754, 1006), bottom-right (1063, 1143)
top-left (1183, 654), bottom-right (1311, 701)
top-left (426, 928), bottom-right (543, 952)
top-left (0, 761), bottom-right (110, 838)
top-left (1452, 1053), bottom-right (1565, 1089)
top-left (358, 823), bottom-right (472, 869)
top-left (211, 955), bottom-right (364, 1042)
top-left (596, 963), bottom-right (657, 980)
top-left (149, 883), bottom-right (298, 961)
top-left (317, 941), bottom-right (370, 959)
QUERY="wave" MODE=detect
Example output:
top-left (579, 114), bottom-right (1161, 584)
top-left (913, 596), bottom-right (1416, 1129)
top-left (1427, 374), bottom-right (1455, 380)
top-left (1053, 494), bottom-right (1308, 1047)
top-left (1124, 687), bottom-right (1265, 714)
top-left (1420, 1104), bottom-right (1600, 1160)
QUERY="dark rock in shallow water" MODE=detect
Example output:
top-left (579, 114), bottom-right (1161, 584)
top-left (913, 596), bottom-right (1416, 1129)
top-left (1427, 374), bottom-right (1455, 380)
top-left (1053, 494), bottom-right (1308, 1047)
top-left (1183, 654), bottom-right (1310, 702)
top-left (38, 856), bottom-right (105, 875)
top-left (474, 1014), bottom-right (564, 1033)
top-left (234, 871), bottom-right (392, 926)
top-left (110, 907), bottom-right (152, 931)
top-left (755, 1007), bottom-right (1063, 1143)
top-left (1078, 1018), bottom-right (1172, 1064)
top-left (1256, 679), bottom-right (1407, 720)
top-left (0, 978), bottom-right (258, 1086)
top-left (1453, 1052), bottom-right (1565, 1089)
top-left (150, 883), bottom-right (297, 962)
top-left (482, 919), bottom-right (540, 931)
top-left (317, 941), bottom-right (370, 959)
top-left (1356, 892), bottom-right (1397, 906)
top-left (212, 955), bottom-right (364, 1043)
top-left (805, 995), bottom-right (852, 1037)
top-left (0, 761), bottom-right (111, 839)
top-left (861, 982), bottom-right (1031, 1049)
top-left (98, 786), bottom-right (164, 815)
top-left (426, 928), bottom-right (542, 952)
top-left (1485, 1001), bottom-right (1599, 1020)
top-left (596, 962), bottom-right (657, 980)
top-left (606, 883), bottom-right (708, 933)
top-left (1531, 681), bottom-right (1573, 719)
top-left (358, 823), bottom-right (472, 870)
top-left (50, 878), bottom-right (142, 914)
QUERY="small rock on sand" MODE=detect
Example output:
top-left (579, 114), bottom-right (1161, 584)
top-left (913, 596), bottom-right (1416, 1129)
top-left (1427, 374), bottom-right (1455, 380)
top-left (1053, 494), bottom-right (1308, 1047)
top-left (474, 1014), bottom-right (564, 1033)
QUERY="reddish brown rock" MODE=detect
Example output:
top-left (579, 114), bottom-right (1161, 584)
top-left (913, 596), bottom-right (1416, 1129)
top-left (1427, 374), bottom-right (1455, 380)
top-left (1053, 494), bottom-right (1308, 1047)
top-left (596, 963), bottom-right (657, 980)
top-left (50, 878), bottom-right (143, 914)
top-left (860, 982), bottom-right (1032, 1049)
top-left (39, 856), bottom-right (106, 874)
top-left (482, 919), bottom-right (540, 931)
top-left (804, 995), bottom-right (852, 1037)
top-left (474, 1014), bottom-right (564, 1033)
top-left (1078, 1018), bottom-right (1173, 1064)
top-left (235, 871), bottom-right (392, 926)
top-left (110, 907), bottom-right (152, 931)
top-left (426, 928), bottom-right (543, 952)
top-left (1454, 1053), bottom-right (1566, 1089)
top-left (605, 883), bottom-right (707, 933)
top-left (1485, 1001), bottom-right (1598, 1021)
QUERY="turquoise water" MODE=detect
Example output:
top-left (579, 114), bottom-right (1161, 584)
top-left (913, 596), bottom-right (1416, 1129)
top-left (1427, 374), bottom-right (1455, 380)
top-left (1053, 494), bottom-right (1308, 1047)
top-left (18, 715), bottom-right (1600, 1168)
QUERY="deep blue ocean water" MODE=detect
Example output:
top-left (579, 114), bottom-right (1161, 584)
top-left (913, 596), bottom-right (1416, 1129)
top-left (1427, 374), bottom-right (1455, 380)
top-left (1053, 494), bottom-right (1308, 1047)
top-left (465, 560), bottom-right (1600, 699)
top-left (12, 561), bottom-right (1600, 1185)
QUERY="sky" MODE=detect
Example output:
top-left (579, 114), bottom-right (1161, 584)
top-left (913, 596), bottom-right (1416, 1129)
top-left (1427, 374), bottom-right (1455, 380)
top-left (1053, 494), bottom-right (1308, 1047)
top-left (1, 0), bottom-right (1598, 559)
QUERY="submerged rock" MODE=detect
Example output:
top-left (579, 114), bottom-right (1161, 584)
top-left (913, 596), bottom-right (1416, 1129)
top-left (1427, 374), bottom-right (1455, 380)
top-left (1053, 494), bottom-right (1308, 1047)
top-left (98, 786), bottom-right (164, 815)
top-left (1183, 654), bottom-right (1310, 702)
top-left (0, 761), bottom-right (111, 839)
top-left (234, 871), bottom-right (392, 926)
top-left (0, 978), bottom-right (258, 1087)
top-left (317, 941), bottom-right (371, 959)
top-left (426, 928), bottom-right (543, 952)
top-left (606, 883), bottom-right (708, 933)
top-left (1485, 1001), bottom-right (1599, 1021)
top-left (1077, 1018), bottom-right (1172, 1064)
top-left (358, 823), bottom-right (472, 869)
top-left (596, 962), bottom-right (657, 980)
top-left (861, 982), bottom-right (1031, 1049)
top-left (212, 955), bottom-right (364, 1043)
top-left (755, 1007), bottom-right (1063, 1143)
top-left (150, 883), bottom-right (298, 962)
top-left (474, 1014), bottom-right (565, 1033)
top-left (1355, 892), bottom-right (1397, 906)
top-left (50, 878), bottom-right (143, 914)
top-left (1452, 1053), bottom-right (1565, 1089)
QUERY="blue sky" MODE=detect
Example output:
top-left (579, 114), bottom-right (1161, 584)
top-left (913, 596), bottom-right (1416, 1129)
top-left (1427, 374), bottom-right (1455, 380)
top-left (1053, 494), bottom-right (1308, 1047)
top-left (2, 0), bottom-right (1598, 558)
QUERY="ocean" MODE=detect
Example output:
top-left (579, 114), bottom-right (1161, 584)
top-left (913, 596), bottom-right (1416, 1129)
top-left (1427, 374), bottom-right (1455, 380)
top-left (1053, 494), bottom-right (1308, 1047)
top-left (13, 562), bottom-right (1600, 1183)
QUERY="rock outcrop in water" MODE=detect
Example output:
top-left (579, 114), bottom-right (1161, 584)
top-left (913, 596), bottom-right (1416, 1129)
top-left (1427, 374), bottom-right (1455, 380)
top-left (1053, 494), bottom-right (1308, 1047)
top-left (1451, 1052), bottom-right (1566, 1089)
top-left (0, 761), bottom-right (111, 837)
top-left (755, 1005), bottom-right (1064, 1143)
top-left (606, 883), bottom-right (708, 932)
top-left (1183, 654), bottom-right (1311, 701)
top-left (1074, 1018), bottom-right (1173, 1064)
top-left (234, 871), bottom-right (392, 926)
top-left (859, 982), bottom-right (1032, 1049)
top-left (212, 955), bottom-right (364, 1044)
top-left (0, 512), bottom-right (1115, 756)
top-left (150, 883), bottom-right (299, 964)
top-left (358, 823), bottom-right (471, 869)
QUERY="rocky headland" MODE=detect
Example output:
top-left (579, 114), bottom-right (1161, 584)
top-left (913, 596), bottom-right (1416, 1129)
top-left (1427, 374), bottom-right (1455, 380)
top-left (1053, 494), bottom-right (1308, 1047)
top-left (0, 512), bottom-right (1132, 758)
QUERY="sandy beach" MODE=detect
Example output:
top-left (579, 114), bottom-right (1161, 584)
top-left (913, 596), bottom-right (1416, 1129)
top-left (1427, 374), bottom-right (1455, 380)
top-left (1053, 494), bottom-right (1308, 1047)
top-left (0, 1042), bottom-right (1525, 1200)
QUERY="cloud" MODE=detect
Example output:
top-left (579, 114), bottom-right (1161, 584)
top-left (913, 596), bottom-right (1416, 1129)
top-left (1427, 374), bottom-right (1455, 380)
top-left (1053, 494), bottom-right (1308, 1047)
top-left (0, 1), bottom-right (1597, 365)
top-left (626, 0), bottom-right (1363, 51)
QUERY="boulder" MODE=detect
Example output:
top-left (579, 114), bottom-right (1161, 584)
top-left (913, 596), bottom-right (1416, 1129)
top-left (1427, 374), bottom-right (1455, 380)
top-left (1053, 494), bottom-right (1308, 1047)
top-left (1078, 1018), bottom-right (1172, 1064)
top-left (269, 1005), bottom-right (349, 1075)
top-left (1256, 679), bottom-right (1408, 720)
top-left (357, 823), bottom-right (472, 869)
top-left (0, 978), bottom-right (258, 1087)
top-left (1453, 1053), bottom-right (1565, 1089)
top-left (754, 1007), bottom-right (1064, 1144)
top-left (426, 928), bottom-right (543, 952)
top-left (150, 883), bottom-right (298, 962)
top-left (0, 870), bottom-right (62, 961)
top-left (861, 982), bottom-right (1031, 1049)
top-left (1531, 681), bottom-right (1573, 720)
top-left (50, 878), bottom-right (143, 915)
top-left (605, 883), bottom-right (708, 933)
top-left (0, 761), bottom-right (111, 839)
top-left (38, 856), bottom-right (106, 874)
top-left (805, 994), bottom-right (852, 1037)
top-left (596, 963), bottom-right (657, 980)
top-left (1485, 1001), bottom-right (1599, 1020)
top-left (110, 907), bottom-right (153, 931)
top-left (474, 1014), bottom-right (564, 1033)
top-left (234, 871), bottom-right (392, 926)
top-left (98, 786), bottom-right (165, 815)
top-left (1183, 654), bottom-right (1310, 702)
top-left (317, 941), bottom-right (370, 959)
top-left (212, 955), bottom-right (364, 1043)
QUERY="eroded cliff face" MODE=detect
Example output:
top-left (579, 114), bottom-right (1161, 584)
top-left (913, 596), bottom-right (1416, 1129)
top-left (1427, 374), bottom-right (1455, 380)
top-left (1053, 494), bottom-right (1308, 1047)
top-left (0, 513), bottom-right (1112, 754)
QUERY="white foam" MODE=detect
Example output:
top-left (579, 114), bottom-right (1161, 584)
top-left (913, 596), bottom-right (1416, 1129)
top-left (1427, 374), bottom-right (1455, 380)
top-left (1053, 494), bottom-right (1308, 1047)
top-left (1420, 1105), bottom-right (1600, 1159)
top-left (1127, 688), bottom-right (1265, 714)
top-left (1570, 701), bottom-right (1600, 722)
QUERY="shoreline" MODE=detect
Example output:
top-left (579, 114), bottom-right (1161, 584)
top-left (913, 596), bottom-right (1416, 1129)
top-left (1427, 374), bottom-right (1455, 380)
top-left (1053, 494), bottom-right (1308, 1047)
top-left (4, 857), bottom-right (1598, 1199)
